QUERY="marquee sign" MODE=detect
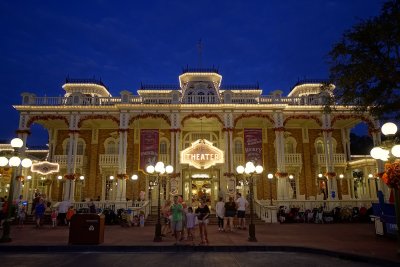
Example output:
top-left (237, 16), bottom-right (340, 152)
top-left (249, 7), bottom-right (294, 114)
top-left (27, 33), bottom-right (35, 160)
top-left (31, 161), bottom-right (60, 175)
top-left (180, 139), bottom-right (224, 169)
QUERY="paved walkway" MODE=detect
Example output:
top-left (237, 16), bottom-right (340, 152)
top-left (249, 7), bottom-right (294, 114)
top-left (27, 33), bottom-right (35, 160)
top-left (0, 222), bottom-right (398, 265)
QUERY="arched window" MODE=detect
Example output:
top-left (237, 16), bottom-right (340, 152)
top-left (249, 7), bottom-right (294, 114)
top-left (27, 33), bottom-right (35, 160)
top-left (160, 141), bottom-right (167, 154)
top-left (76, 140), bottom-right (85, 155)
top-left (63, 138), bottom-right (86, 155)
top-left (284, 137), bottom-right (297, 154)
top-left (105, 139), bottom-right (119, 154)
top-left (234, 140), bottom-right (243, 154)
top-left (315, 139), bottom-right (325, 154)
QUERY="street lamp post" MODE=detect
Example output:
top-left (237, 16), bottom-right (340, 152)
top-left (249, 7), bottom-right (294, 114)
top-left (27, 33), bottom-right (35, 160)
top-left (0, 138), bottom-right (32, 243)
top-left (370, 122), bottom-right (400, 254)
top-left (267, 173), bottom-right (274, 205)
top-left (236, 161), bottom-right (263, 242)
top-left (146, 161), bottom-right (173, 242)
top-left (131, 174), bottom-right (138, 201)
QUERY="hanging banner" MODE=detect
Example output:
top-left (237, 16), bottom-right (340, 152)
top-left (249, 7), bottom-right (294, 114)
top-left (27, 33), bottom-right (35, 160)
top-left (139, 129), bottom-right (159, 171)
top-left (244, 128), bottom-right (263, 165)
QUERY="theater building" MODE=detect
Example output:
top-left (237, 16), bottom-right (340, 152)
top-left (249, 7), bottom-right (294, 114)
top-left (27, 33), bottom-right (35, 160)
top-left (10, 68), bottom-right (383, 207)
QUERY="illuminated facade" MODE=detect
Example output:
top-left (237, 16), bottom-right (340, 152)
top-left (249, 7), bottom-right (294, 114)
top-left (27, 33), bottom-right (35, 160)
top-left (10, 68), bottom-right (384, 206)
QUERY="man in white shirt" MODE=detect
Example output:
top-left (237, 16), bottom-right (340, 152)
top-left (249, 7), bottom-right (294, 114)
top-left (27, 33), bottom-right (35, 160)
top-left (57, 200), bottom-right (70, 226)
top-left (236, 193), bottom-right (248, 229)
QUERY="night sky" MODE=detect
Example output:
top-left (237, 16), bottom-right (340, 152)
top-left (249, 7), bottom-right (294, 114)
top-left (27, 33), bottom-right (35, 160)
top-left (0, 0), bottom-right (383, 146)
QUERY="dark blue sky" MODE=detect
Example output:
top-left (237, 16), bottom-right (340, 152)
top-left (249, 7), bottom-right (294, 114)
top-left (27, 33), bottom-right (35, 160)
top-left (0, 0), bottom-right (383, 145)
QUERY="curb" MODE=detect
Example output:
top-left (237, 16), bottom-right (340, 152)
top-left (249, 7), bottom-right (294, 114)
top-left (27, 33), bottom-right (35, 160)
top-left (0, 245), bottom-right (397, 266)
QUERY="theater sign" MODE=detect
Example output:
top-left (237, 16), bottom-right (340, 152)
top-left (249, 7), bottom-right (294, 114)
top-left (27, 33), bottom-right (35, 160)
top-left (180, 139), bottom-right (224, 169)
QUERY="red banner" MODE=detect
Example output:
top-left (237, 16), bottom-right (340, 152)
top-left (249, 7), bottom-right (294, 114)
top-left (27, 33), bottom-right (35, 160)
top-left (139, 129), bottom-right (159, 171)
top-left (244, 128), bottom-right (263, 166)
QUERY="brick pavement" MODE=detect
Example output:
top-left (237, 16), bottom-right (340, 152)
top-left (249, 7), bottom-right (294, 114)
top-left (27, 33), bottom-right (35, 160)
top-left (0, 222), bottom-right (398, 264)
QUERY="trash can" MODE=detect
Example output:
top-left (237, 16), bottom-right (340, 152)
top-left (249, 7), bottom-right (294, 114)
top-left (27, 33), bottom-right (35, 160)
top-left (69, 213), bottom-right (105, 244)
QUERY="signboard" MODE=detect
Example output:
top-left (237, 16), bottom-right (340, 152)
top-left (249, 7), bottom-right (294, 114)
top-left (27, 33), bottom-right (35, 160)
top-left (244, 128), bottom-right (263, 165)
top-left (31, 161), bottom-right (59, 175)
top-left (180, 139), bottom-right (224, 169)
top-left (139, 129), bottom-right (159, 171)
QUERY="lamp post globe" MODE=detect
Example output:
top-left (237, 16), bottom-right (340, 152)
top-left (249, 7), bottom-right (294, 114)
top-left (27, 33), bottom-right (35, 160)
top-left (381, 122), bottom-right (397, 136)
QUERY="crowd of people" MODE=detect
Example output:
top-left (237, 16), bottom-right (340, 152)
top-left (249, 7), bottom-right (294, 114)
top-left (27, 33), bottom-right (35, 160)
top-left (0, 192), bottom-right (91, 229)
top-left (160, 192), bottom-right (249, 245)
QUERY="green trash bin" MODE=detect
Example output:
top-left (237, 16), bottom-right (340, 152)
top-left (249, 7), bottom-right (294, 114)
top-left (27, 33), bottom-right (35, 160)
top-left (69, 213), bottom-right (105, 244)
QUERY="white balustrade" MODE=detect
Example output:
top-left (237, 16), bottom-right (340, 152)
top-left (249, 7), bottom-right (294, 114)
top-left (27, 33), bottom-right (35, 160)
top-left (285, 153), bottom-right (302, 165)
top-left (317, 153), bottom-right (346, 165)
top-left (53, 155), bottom-right (85, 166)
top-left (99, 154), bottom-right (119, 166)
top-left (25, 94), bottom-right (333, 106)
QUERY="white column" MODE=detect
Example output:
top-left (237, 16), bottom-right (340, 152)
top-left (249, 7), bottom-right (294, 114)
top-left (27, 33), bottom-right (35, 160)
top-left (116, 129), bottom-right (128, 201)
top-left (64, 114), bottom-right (79, 201)
top-left (229, 130), bottom-right (234, 173)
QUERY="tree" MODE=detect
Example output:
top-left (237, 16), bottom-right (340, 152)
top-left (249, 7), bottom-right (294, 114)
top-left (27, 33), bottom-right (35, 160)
top-left (329, 1), bottom-right (400, 121)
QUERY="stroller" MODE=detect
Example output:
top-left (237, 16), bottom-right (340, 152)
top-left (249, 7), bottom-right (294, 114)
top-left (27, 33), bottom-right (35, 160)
top-left (119, 209), bottom-right (131, 227)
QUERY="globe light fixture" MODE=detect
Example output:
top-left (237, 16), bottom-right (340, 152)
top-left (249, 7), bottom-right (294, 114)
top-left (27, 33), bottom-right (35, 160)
top-left (381, 122), bottom-right (397, 136)
top-left (131, 174), bottom-right (138, 180)
top-left (0, 157), bottom-right (8, 167)
top-left (10, 138), bottom-right (23, 148)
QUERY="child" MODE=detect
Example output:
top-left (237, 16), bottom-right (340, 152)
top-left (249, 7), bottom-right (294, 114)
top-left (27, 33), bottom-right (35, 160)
top-left (51, 208), bottom-right (58, 228)
top-left (18, 205), bottom-right (26, 228)
top-left (66, 206), bottom-right (75, 226)
top-left (186, 207), bottom-right (196, 243)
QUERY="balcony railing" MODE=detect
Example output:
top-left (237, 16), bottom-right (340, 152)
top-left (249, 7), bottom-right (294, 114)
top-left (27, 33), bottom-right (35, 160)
top-left (99, 154), bottom-right (119, 166)
top-left (316, 153), bottom-right (347, 165)
top-left (284, 153), bottom-right (302, 165)
top-left (53, 155), bottom-right (86, 166)
top-left (21, 94), bottom-right (335, 106)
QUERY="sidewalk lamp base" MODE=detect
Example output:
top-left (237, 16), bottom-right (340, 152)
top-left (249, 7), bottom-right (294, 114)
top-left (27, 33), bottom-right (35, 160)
top-left (248, 224), bottom-right (257, 242)
top-left (153, 223), bottom-right (162, 242)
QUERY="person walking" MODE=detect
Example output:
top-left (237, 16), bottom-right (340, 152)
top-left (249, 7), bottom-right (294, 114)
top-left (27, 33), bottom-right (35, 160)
top-left (51, 208), bottom-right (58, 228)
top-left (161, 199), bottom-right (171, 237)
top-left (58, 200), bottom-right (70, 226)
top-left (34, 198), bottom-right (46, 228)
top-left (195, 198), bottom-right (210, 245)
top-left (236, 193), bottom-right (248, 229)
top-left (170, 195), bottom-right (183, 245)
top-left (224, 196), bottom-right (237, 232)
top-left (66, 206), bottom-right (75, 227)
top-left (215, 196), bottom-right (225, 231)
top-left (186, 206), bottom-right (196, 244)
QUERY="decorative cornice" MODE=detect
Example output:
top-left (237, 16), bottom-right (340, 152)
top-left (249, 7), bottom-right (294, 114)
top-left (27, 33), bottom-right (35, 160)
top-left (27, 115), bottom-right (69, 127)
top-left (15, 129), bottom-right (31, 135)
top-left (78, 115), bottom-right (119, 128)
top-left (181, 113), bottom-right (223, 127)
top-left (283, 114), bottom-right (322, 126)
top-left (222, 127), bottom-right (234, 132)
top-left (273, 127), bottom-right (285, 132)
top-left (234, 113), bottom-right (274, 127)
top-left (129, 113), bottom-right (171, 126)
top-left (117, 173), bottom-right (129, 180)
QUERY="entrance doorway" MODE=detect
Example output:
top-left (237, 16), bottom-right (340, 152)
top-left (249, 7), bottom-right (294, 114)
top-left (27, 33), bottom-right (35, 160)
top-left (191, 179), bottom-right (212, 204)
